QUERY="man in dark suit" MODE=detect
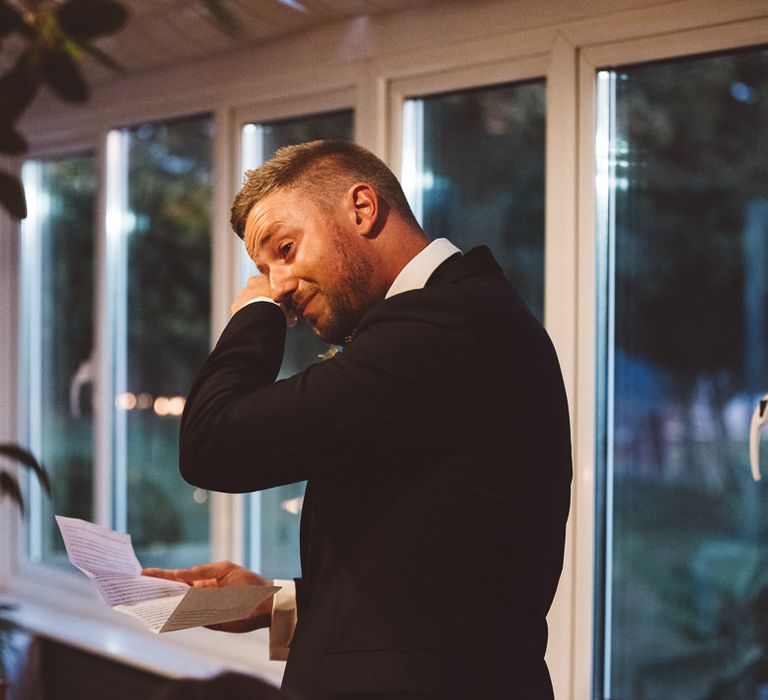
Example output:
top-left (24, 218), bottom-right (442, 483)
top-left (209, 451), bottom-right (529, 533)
top-left (145, 141), bottom-right (571, 699)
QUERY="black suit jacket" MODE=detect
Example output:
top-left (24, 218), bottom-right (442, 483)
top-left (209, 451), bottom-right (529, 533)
top-left (180, 247), bottom-right (572, 700)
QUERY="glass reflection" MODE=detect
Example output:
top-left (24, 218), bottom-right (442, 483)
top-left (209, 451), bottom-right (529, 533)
top-left (404, 80), bottom-right (546, 321)
top-left (21, 154), bottom-right (97, 567)
top-left (122, 116), bottom-right (213, 568)
top-left (600, 47), bottom-right (768, 699)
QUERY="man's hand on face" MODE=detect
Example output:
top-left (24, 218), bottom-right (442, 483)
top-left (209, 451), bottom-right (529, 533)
top-left (231, 274), bottom-right (298, 327)
top-left (142, 561), bottom-right (275, 633)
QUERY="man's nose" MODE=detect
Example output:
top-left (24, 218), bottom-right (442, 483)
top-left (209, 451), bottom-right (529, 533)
top-left (269, 267), bottom-right (298, 304)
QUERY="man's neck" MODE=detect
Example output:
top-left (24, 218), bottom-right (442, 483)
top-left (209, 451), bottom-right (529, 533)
top-left (378, 227), bottom-right (430, 291)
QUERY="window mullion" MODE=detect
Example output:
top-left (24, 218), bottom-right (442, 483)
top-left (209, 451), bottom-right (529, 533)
top-left (211, 108), bottom-right (246, 565)
top-left (236, 122), bottom-right (264, 570)
top-left (400, 99), bottom-right (424, 225)
top-left (594, 68), bottom-right (617, 700)
top-left (98, 130), bottom-right (129, 531)
top-left (19, 161), bottom-right (44, 558)
top-left (543, 35), bottom-right (580, 700)
top-left (93, 131), bottom-right (111, 529)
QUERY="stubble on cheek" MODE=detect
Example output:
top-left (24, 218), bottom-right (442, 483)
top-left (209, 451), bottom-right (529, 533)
top-left (304, 222), bottom-right (378, 344)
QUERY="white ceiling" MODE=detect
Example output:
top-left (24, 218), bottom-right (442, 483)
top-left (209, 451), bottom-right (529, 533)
top-left (92, 0), bottom-right (440, 76)
top-left (0, 0), bottom-right (440, 83)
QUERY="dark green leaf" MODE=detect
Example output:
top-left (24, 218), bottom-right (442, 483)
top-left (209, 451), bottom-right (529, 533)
top-left (0, 124), bottom-right (27, 154)
top-left (57, 0), bottom-right (128, 39)
top-left (0, 443), bottom-right (51, 495)
top-left (0, 2), bottom-right (32, 38)
top-left (41, 49), bottom-right (88, 103)
top-left (0, 170), bottom-right (26, 219)
top-left (0, 51), bottom-right (41, 123)
top-left (79, 40), bottom-right (124, 74)
top-left (0, 472), bottom-right (24, 515)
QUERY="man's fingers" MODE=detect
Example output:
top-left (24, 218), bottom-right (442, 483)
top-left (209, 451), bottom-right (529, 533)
top-left (143, 567), bottom-right (199, 583)
top-left (230, 274), bottom-right (274, 316)
top-left (173, 563), bottom-right (220, 579)
top-left (142, 561), bottom-right (236, 584)
top-left (284, 307), bottom-right (298, 328)
top-left (192, 578), bottom-right (219, 588)
top-left (142, 568), bottom-right (180, 581)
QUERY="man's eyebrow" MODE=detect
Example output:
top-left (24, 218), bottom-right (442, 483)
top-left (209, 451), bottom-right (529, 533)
top-left (247, 228), bottom-right (274, 260)
top-left (256, 231), bottom-right (274, 255)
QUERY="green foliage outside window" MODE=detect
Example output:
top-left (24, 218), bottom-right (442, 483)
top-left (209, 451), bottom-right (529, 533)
top-left (605, 47), bottom-right (768, 699)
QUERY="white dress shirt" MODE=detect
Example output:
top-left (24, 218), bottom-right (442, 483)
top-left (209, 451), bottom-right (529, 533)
top-left (385, 238), bottom-right (461, 299)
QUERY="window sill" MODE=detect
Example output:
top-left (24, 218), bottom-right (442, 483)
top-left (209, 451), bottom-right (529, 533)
top-left (2, 563), bottom-right (285, 686)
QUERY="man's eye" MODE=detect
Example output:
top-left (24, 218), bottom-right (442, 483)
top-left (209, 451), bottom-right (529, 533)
top-left (279, 243), bottom-right (293, 257)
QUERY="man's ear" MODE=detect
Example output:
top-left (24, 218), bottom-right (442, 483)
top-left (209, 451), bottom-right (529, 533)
top-left (346, 183), bottom-right (379, 236)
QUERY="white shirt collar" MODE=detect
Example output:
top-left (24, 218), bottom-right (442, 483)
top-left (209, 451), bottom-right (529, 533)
top-left (385, 238), bottom-right (461, 299)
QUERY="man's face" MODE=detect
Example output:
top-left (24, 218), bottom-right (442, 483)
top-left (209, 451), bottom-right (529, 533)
top-left (244, 187), bottom-right (375, 345)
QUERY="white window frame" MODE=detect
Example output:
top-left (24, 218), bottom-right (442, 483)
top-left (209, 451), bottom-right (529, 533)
top-left (576, 14), bottom-right (768, 700)
top-left (15, 132), bottom-right (102, 568)
top-left (232, 87), bottom-right (357, 574)
top-left (0, 1), bottom-right (765, 696)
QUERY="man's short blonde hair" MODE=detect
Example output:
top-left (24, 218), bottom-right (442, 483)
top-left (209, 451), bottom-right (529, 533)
top-left (230, 140), bottom-right (420, 239)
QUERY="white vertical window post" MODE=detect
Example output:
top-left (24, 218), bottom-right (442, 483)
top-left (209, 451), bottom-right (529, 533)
top-left (239, 122), bottom-right (263, 284)
top-left (400, 99), bottom-right (424, 226)
top-left (104, 129), bottom-right (130, 533)
top-left (19, 161), bottom-right (44, 560)
top-left (241, 122), bottom-right (265, 572)
top-left (594, 69), bottom-right (617, 700)
top-left (210, 109), bottom-right (246, 566)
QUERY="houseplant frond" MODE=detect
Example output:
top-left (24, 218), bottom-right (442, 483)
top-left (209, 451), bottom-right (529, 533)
top-left (0, 443), bottom-right (51, 515)
top-left (0, 443), bottom-right (51, 495)
top-left (0, 473), bottom-right (24, 516)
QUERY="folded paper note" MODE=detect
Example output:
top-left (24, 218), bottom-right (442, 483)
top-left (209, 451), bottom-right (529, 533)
top-left (55, 515), bottom-right (279, 633)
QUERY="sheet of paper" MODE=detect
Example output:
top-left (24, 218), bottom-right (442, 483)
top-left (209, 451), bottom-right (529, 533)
top-left (55, 515), bottom-right (281, 634)
top-left (55, 515), bottom-right (142, 576)
top-left (160, 585), bottom-right (280, 633)
top-left (93, 572), bottom-right (189, 607)
top-left (115, 595), bottom-right (187, 634)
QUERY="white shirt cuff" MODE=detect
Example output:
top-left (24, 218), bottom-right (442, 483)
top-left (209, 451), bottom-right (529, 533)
top-left (269, 579), bottom-right (297, 661)
top-left (243, 296), bottom-right (278, 307)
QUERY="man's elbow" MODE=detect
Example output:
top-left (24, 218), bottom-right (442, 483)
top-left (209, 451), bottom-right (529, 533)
top-left (179, 444), bottom-right (209, 489)
top-left (178, 409), bottom-right (225, 489)
top-left (178, 425), bottom-right (227, 490)
top-left (179, 435), bottom-right (256, 493)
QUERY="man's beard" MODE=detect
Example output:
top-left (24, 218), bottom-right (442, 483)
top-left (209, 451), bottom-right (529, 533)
top-left (307, 229), bottom-right (376, 345)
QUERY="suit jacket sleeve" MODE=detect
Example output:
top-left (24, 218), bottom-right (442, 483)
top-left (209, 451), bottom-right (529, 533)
top-left (179, 292), bottom-right (473, 492)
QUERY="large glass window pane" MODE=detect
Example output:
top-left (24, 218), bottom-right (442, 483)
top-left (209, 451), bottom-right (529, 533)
top-left (20, 153), bottom-right (97, 567)
top-left (118, 115), bottom-right (213, 568)
top-left (402, 80), bottom-right (546, 320)
top-left (241, 109), bottom-right (354, 579)
top-left (597, 47), bottom-right (768, 699)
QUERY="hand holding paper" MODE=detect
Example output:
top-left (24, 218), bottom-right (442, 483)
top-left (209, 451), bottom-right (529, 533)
top-left (56, 515), bottom-right (279, 633)
top-left (142, 560), bottom-right (276, 633)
